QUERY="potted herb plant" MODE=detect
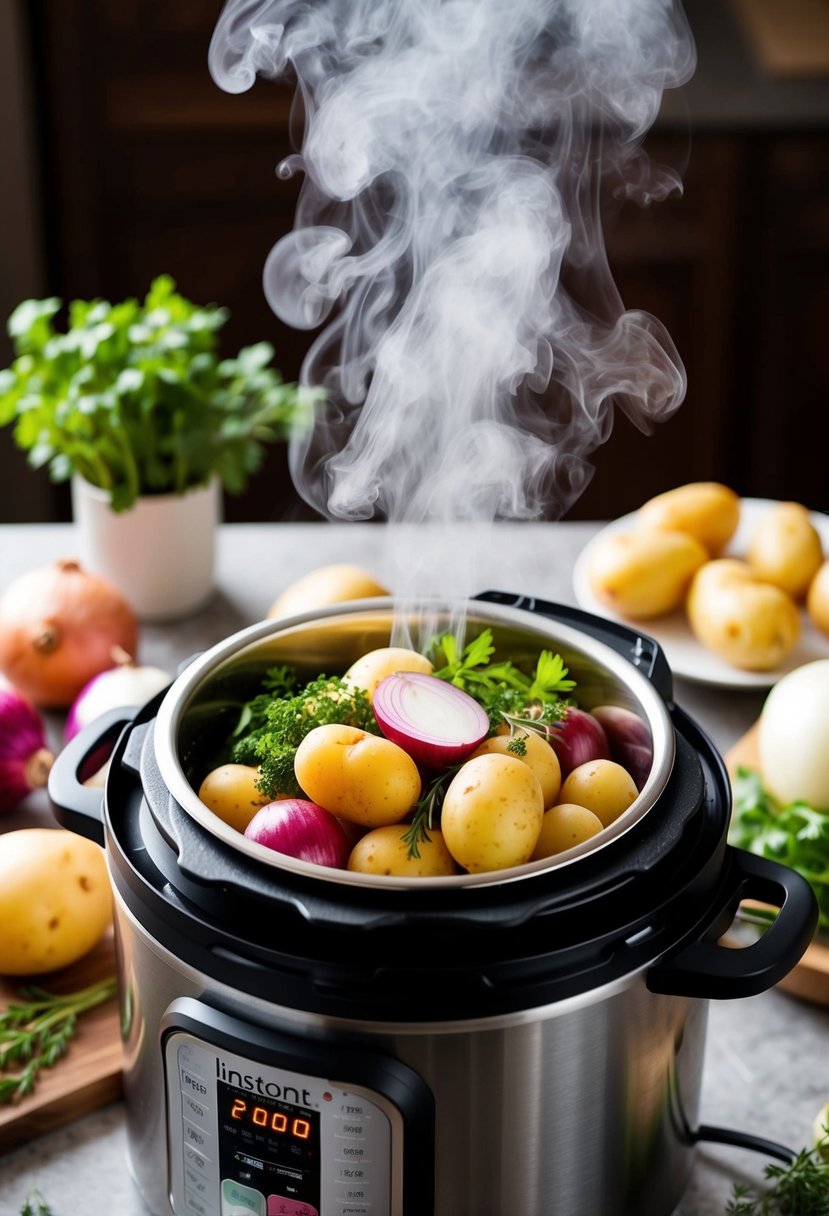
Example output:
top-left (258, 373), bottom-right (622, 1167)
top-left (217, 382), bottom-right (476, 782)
top-left (0, 276), bottom-right (311, 619)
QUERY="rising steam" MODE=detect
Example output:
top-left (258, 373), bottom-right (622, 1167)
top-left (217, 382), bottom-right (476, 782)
top-left (209, 0), bottom-right (695, 525)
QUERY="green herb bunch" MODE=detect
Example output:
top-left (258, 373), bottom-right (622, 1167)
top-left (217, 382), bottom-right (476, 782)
top-left (231, 672), bottom-right (379, 800)
top-left (730, 768), bottom-right (829, 932)
top-left (0, 275), bottom-right (314, 512)
top-left (0, 978), bottom-right (117, 1104)
top-left (726, 1129), bottom-right (829, 1214)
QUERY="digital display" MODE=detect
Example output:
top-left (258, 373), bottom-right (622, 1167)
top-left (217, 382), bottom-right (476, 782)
top-left (217, 1080), bottom-right (321, 1212)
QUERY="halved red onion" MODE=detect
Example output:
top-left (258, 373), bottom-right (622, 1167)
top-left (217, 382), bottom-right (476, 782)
top-left (591, 705), bottom-right (653, 791)
top-left (244, 799), bottom-right (350, 869)
top-left (547, 706), bottom-right (610, 778)
top-left (372, 672), bottom-right (490, 769)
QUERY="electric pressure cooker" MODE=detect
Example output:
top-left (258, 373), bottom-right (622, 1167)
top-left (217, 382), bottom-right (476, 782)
top-left (50, 592), bottom-right (818, 1216)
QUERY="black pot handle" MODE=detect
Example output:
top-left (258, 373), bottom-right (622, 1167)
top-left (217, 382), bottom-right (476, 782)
top-left (474, 590), bottom-right (673, 702)
top-left (647, 847), bottom-right (819, 1000)
top-left (48, 707), bottom-right (138, 845)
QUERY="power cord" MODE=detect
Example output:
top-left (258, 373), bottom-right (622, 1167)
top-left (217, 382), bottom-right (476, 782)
top-left (693, 1124), bottom-right (796, 1165)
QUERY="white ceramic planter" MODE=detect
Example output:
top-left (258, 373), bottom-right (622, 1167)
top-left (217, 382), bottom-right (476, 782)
top-left (71, 475), bottom-right (222, 621)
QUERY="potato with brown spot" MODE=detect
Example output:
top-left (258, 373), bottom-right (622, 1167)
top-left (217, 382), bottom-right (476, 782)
top-left (686, 558), bottom-right (800, 671)
top-left (0, 829), bottom-right (112, 975)
top-left (294, 724), bottom-right (421, 827)
top-left (440, 753), bottom-right (544, 873)
top-left (747, 501), bottom-right (823, 600)
top-left (347, 826), bottom-right (457, 877)
top-left (587, 529), bottom-right (708, 620)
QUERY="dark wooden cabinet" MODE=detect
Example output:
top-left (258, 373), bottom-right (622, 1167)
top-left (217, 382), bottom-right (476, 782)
top-left (1, 0), bottom-right (827, 523)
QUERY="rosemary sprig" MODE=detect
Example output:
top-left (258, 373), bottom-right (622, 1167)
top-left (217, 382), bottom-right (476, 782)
top-left (0, 977), bottom-right (117, 1104)
top-left (402, 764), bottom-right (464, 859)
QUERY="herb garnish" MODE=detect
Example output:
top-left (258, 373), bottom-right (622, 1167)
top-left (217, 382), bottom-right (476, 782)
top-left (730, 767), bottom-right (829, 932)
top-left (726, 1130), bottom-right (829, 1214)
top-left (20, 1189), bottom-right (53, 1216)
top-left (0, 978), bottom-right (117, 1104)
top-left (231, 674), bottom-right (378, 800)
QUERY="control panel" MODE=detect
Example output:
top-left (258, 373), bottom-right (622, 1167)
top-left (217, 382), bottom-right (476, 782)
top-left (162, 1000), bottom-right (434, 1216)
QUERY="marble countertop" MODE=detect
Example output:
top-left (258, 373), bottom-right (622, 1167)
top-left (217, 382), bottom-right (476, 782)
top-left (0, 521), bottom-right (826, 1216)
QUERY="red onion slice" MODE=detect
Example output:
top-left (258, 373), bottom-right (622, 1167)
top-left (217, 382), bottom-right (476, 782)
top-left (372, 672), bottom-right (490, 769)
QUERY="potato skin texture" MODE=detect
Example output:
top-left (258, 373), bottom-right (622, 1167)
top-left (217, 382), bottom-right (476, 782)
top-left (440, 753), bottom-right (544, 873)
top-left (347, 826), bottom-right (457, 877)
top-left (531, 803), bottom-right (604, 859)
top-left (198, 764), bottom-right (270, 833)
top-left (558, 759), bottom-right (638, 827)
top-left (807, 560), bottom-right (829, 637)
top-left (471, 730), bottom-right (561, 808)
top-left (294, 724), bottom-right (421, 827)
top-left (267, 564), bottom-right (388, 618)
top-left (0, 829), bottom-right (112, 975)
top-left (343, 647), bottom-right (433, 698)
top-left (747, 501), bottom-right (823, 600)
top-left (636, 481), bottom-right (740, 555)
top-left (587, 529), bottom-right (709, 619)
top-left (686, 559), bottom-right (800, 671)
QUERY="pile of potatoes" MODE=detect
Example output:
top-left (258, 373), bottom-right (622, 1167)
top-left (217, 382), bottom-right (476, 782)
top-left (587, 482), bottom-right (829, 672)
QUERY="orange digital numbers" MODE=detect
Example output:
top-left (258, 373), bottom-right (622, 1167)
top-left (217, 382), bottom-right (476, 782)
top-left (230, 1099), bottom-right (246, 1120)
top-left (252, 1106), bottom-right (268, 1127)
top-left (271, 1112), bottom-right (288, 1133)
top-left (292, 1118), bottom-right (311, 1140)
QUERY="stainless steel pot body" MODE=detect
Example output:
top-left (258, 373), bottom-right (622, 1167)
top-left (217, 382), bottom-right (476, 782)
top-left (116, 893), bottom-right (707, 1216)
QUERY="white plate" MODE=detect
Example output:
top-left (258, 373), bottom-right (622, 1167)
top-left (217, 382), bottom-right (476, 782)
top-left (573, 498), bottom-right (829, 688)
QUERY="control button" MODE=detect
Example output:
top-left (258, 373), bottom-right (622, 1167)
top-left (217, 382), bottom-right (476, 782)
top-left (180, 1067), bottom-right (210, 1099)
top-left (338, 1207), bottom-right (371, 1216)
top-left (185, 1166), bottom-right (210, 1196)
top-left (221, 1178), bottom-right (266, 1216)
top-left (338, 1145), bottom-right (368, 1161)
top-left (184, 1144), bottom-right (212, 1173)
top-left (266, 1198), bottom-right (319, 1216)
top-left (184, 1119), bottom-right (211, 1151)
top-left (336, 1166), bottom-right (367, 1182)
top-left (184, 1092), bottom-right (210, 1123)
top-left (183, 1186), bottom-right (219, 1216)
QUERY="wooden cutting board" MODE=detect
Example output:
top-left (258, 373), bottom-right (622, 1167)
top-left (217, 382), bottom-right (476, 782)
top-left (726, 725), bottom-right (829, 1006)
top-left (0, 930), bottom-right (123, 1151)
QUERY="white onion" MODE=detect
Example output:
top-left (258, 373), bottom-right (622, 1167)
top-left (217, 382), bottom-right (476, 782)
top-left (65, 658), bottom-right (171, 741)
top-left (244, 799), bottom-right (350, 868)
top-left (372, 672), bottom-right (490, 768)
top-left (759, 659), bottom-right (829, 809)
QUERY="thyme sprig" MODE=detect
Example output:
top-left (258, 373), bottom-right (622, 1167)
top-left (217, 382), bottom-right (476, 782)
top-left (0, 978), bottom-right (117, 1105)
top-left (20, 1189), bottom-right (53, 1216)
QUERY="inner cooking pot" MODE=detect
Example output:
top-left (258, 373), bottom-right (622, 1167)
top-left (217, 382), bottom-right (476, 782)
top-left (153, 591), bottom-right (676, 890)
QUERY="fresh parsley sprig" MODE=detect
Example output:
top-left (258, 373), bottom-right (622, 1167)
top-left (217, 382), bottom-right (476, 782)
top-left (730, 767), bottom-right (829, 932)
top-left (0, 978), bottom-right (117, 1105)
top-left (430, 627), bottom-right (575, 732)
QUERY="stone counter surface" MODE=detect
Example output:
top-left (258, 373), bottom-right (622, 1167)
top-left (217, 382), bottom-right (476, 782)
top-left (0, 522), bottom-right (826, 1216)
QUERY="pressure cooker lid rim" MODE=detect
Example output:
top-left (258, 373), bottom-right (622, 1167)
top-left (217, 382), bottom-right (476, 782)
top-left (151, 596), bottom-right (676, 891)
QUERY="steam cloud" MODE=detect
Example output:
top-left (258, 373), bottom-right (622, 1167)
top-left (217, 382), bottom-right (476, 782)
top-left (209, 0), bottom-right (696, 526)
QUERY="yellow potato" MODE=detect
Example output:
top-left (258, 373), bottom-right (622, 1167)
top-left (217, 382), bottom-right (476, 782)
top-left (347, 826), bottom-right (457, 877)
top-left (587, 529), bottom-right (709, 619)
top-left (807, 560), bottom-right (829, 637)
top-left (440, 753), bottom-right (544, 873)
top-left (686, 559), bottom-right (800, 671)
top-left (0, 829), bottom-right (112, 975)
top-left (343, 646), bottom-right (433, 698)
top-left (267, 564), bottom-right (388, 619)
top-left (198, 764), bottom-right (271, 833)
top-left (636, 482), bottom-right (740, 555)
top-left (471, 730), bottom-right (561, 808)
top-left (531, 803), bottom-right (604, 859)
top-left (747, 501), bottom-right (823, 600)
top-left (294, 724), bottom-right (421, 827)
top-left (558, 759), bottom-right (638, 827)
